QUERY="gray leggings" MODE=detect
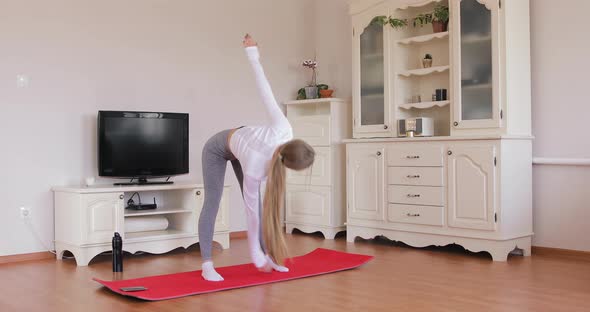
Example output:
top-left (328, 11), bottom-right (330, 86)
top-left (199, 129), bottom-right (245, 261)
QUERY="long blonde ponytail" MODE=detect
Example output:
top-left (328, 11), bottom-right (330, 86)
top-left (263, 139), bottom-right (315, 265)
top-left (263, 147), bottom-right (288, 265)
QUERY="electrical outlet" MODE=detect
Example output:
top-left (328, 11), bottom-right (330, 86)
top-left (20, 207), bottom-right (31, 219)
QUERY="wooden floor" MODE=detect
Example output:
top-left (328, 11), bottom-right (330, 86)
top-left (1, 232), bottom-right (589, 312)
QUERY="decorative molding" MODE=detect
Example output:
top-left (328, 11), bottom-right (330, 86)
top-left (532, 246), bottom-right (590, 260)
top-left (398, 0), bottom-right (444, 11)
top-left (533, 158), bottom-right (590, 166)
top-left (476, 0), bottom-right (497, 11)
top-left (346, 225), bottom-right (531, 261)
top-left (0, 251), bottom-right (54, 265)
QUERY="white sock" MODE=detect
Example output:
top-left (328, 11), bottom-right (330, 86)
top-left (266, 255), bottom-right (289, 272)
top-left (201, 261), bottom-right (224, 282)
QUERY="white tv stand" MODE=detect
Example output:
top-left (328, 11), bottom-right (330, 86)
top-left (52, 182), bottom-right (230, 266)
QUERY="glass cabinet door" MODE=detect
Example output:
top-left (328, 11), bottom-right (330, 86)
top-left (360, 21), bottom-right (385, 126)
top-left (452, 0), bottom-right (500, 129)
top-left (352, 5), bottom-right (391, 138)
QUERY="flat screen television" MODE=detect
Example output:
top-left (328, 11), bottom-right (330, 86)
top-left (98, 111), bottom-right (189, 185)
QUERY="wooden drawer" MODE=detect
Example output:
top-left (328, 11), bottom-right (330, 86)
top-left (290, 115), bottom-right (331, 146)
top-left (388, 167), bottom-right (444, 186)
top-left (287, 146), bottom-right (331, 186)
top-left (388, 185), bottom-right (444, 206)
top-left (388, 204), bottom-right (443, 226)
top-left (285, 185), bottom-right (331, 226)
top-left (387, 145), bottom-right (443, 167)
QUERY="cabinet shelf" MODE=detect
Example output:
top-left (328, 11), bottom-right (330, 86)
top-left (462, 83), bottom-right (492, 90)
top-left (399, 100), bottom-right (450, 110)
top-left (398, 65), bottom-right (450, 77)
top-left (462, 34), bottom-right (492, 44)
top-left (124, 207), bottom-right (193, 217)
top-left (125, 229), bottom-right (192, 241)
top-left (397, 31), bottom-right (449, 45)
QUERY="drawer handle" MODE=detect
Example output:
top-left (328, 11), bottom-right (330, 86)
top-left (406, 213), bottom-right (421, 217)
top-left (407, 194), bottom-right (421, 198)
top-left (406, 155), bottom-right (420, 159)
top-left (196, 191), bottom-right (202, 196)
top-left (119, 194), bottom-right (124, 200)
top-left (376, 151), bottom-right (382, 156)
top-left (406, 175), bottom-right (421, 179)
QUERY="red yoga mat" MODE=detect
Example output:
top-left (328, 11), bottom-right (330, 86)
top-left (94, 248), bottom-right (373, 301)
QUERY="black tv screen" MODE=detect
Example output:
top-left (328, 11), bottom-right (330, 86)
top-left (98, 111), bottom-right (189, 179)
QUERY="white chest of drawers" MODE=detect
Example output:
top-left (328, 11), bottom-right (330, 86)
top-left (284, 98), bottom-right (351, 239)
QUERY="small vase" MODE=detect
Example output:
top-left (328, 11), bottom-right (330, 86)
top-left (304, 86), bottom-right (318, 99)
top-left (422, 59), bottom-right (433, 68)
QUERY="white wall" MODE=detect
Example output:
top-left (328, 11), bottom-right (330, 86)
top-left (4, 0), bottom-right (588, 256)
top-left (530, 0), bottom-right (590, 251)
top-left (0, 0), bottom-right (315, 256)
top-left (313, 0), bottom-right (353, 100)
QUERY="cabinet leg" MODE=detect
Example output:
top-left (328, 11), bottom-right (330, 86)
top-left (285, 224), bottom-right (295, 235)
top-left (74, 250), bottom-right (93, 266)
top-left (489, 246), bottom-right (510, 262)
top-left (518, 237), bottom-right (532, 257)
top-left (322, 229), bottom-right (344, 240)
top-left (56, 249), bottom-right (65, 260)
top-left (522, 246), bottom-right (532, 257)
top-left (346, 232), bottom-right (356, 243)
top-left (214, 234), bottom-right (230, 249)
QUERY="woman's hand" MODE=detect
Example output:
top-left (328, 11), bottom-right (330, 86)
top-left (243, 34), bottom-right (257, 48)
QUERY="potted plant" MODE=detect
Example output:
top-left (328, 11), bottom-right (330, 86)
top-left (302, 59), bottom-right (318, 99)
top-left (318, 83), bottom-right (334, 98)
top-left (432, 4), bottom-right (449, 33)
top-left (411, 4), bottom-right (449, 33)
top-left (422, 54), bottom-right (433, 68)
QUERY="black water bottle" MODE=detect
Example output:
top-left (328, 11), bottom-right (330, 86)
top-left (112, 232), bottom-right (123, 272)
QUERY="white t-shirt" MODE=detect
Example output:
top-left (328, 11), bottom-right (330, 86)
top-left (228, 46), bottom-right (293, 267)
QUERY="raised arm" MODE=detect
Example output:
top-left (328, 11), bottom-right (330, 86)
top-left (243, 34), bottom-right (290, 129)
top-left (242, 175), bottom-right (269, 269)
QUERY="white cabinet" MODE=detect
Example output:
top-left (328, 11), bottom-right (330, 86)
top-left (81, 193), bottom-right (124, 245)
top-left (346, 0), bottom-right (531, 261)
top-left (447, 143), bottom-right (496, 230)
top-left (53, 183), bottom-right (230, 266)
top-left (349, 0), bottom-right (531, 138)
top-left (286, 185), bottom-right (331, 226)
top-left (345, 138), bottom-right (532, 262)
top-left (347, 144), bottom-right (386, 221)
top-left (284, 98), bottom-right (351, 239)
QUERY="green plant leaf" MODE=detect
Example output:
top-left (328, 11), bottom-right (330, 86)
top-left (433, 4), bottom-right (449, 23)
top-left (297, 88), bottom-right (306, 100)
top-left (388, 18), bottom-right (408, 29)
top-left (370, 16), bottom-right (389, 26)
